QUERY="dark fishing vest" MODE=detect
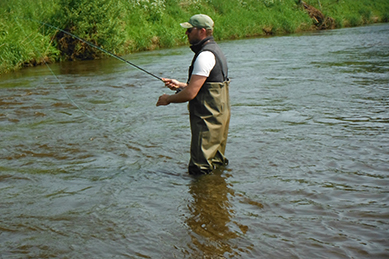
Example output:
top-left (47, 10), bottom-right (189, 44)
top-left (187, 36), bottom-right (230, 119)
top-left (188, 36), bottom-right (228, 83)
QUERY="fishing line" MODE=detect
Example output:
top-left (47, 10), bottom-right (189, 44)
top-left (15, 18), bottom-right (105, 121)
top-left (43, 59), bottom-right (104, 121)
top-left (26, 18), bottom-right (163, 82)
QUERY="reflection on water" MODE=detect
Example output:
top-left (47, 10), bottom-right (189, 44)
top-left (186, 171), bottom-right (248, 257)
top-left (0, 24), bottom-right (388, 258)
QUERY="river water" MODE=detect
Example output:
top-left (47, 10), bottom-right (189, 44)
top-left (1, 24), bottom-right (388, 258)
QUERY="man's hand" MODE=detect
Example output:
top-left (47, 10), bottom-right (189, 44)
top-left (156, 94), bottom-right (171, 106)
top-left (162, 78), bottom-right (185, 91)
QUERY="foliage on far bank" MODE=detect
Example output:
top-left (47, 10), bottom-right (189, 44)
top-left (1, 0), bottom-right (388, 75)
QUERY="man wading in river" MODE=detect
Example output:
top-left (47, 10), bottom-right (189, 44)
top-left (156, 14), bottom-right (231, 175)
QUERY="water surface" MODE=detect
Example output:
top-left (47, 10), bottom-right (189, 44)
top-left (1, 24), bottom-right (388, 258)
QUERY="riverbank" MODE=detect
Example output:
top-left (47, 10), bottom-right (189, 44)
top-left (1, 0), bottom-right (388, 75)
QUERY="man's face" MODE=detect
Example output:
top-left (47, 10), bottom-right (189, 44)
top-left (186, 27), bottom-right (201, 45)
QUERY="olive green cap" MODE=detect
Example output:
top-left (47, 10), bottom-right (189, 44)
top-left (180, 14), bottom-right (214, 30)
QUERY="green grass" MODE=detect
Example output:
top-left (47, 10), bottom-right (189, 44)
top-left (1, 0), bottom-right (388, 74)
top-left (305, 0), bottom-right (389, 27)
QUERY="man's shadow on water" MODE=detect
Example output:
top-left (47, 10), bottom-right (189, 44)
top-left (185, 169), bottom-right (251, 258)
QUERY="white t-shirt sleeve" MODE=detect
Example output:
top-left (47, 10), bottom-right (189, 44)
top-left (192, 51), bottom-right (216, 77)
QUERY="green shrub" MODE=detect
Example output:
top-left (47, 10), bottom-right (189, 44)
top-left (44, 0), bottom-right (128, 60)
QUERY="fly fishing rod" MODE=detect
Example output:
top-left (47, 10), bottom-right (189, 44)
top-left (30, 19), bottom-right (163, 81)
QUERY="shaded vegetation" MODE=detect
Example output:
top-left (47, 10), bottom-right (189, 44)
top-left (1, 0), bottom-right (388, 74)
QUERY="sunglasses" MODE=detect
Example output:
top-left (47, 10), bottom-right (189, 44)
top-left (186, 27), bottom-right (196, 33)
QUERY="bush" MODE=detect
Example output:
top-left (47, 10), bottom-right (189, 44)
top-left (45, 0), bottom-right (127, 60)
top-left (0, 0), bottom-right (58, 73)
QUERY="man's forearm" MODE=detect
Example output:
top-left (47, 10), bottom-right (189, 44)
top-left (167, 88), bottom-right (193, 103)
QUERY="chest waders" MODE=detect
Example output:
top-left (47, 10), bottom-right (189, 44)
top-left (187, 37), bottom-right (230, 175)
top-left (188, 80), bottom-right (231, 174)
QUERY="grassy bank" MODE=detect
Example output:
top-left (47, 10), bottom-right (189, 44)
top-left (1, 0), bottom-right (388, 75)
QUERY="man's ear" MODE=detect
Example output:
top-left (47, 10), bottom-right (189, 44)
top-left (199, 28), bottom-right (207, 35)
